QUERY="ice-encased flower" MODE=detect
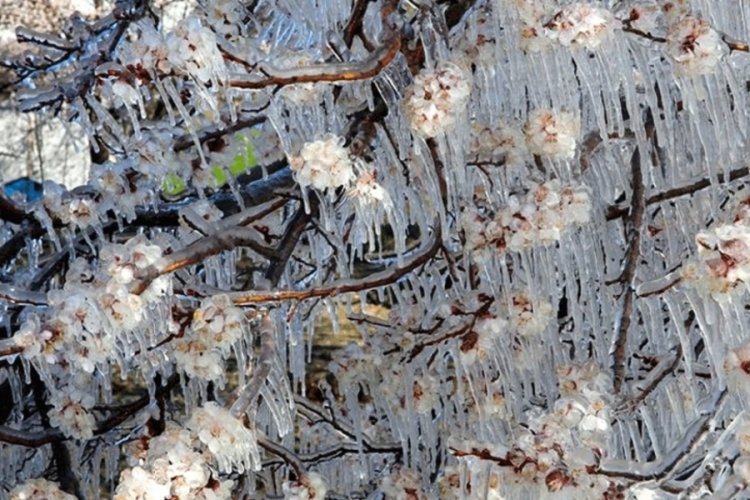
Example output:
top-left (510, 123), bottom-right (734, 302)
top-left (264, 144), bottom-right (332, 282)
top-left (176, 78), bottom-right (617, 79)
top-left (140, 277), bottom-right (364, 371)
top-left (666, 17), bottom-right (727, 77)
top-left (114, 466), bottom-right (172, 500)
top-left (544, 4), bottom-right (617, 49)
top-left (9, 478), bottom-right (76, 500)
top-left (289, 135), bottom-right (355, 191)
top-left (524, 109), bottom-right (581, 159)
top-left (190, 294), bottom-right (245, 352)
top-left (187, 402), bottom-right (260, 473)
top-left (403, 62), bottom-right (471, 138)
top-left (47, 389), bottom-right (96, 440)
top-left (281, 472), bottom-right (328, 500)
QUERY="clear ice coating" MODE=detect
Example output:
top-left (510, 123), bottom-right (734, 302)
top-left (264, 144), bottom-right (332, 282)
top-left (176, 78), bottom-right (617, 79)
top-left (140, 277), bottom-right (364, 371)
top-left (4, 0), bottom-right (750, 498)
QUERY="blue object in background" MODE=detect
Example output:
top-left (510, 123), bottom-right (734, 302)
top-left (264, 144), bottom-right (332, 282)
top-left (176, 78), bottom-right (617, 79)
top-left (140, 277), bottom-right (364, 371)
top-left (4, 177), bottom-right (43, 203)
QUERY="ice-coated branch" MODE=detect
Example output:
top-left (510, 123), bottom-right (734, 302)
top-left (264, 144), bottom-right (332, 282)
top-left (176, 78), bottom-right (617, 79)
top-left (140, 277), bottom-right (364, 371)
top-left (0, 374), bottom-right (179, 447)
top-left (227, 221), bottom-right (441, 305)
top-left (230, 313), bottom-right (275, 418)
top-left (229, 26), bottom-right (401, 89)
top-left (611, 138), bottom-right (647, 394)
top-left (0, 284), bottom-right (47, 306)
top-left (131, 225), bottom-right (275, 294)
top-left (598, 388), bottom-right (728, 481)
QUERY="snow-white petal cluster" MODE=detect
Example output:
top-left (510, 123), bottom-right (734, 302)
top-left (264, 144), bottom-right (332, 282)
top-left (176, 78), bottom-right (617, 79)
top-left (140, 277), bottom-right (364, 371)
top-left (289, 135), bottom-right (355, 192)
top-left (404, 62), bottom-right (471, 138)
top-left (666, 17), bottom-right (727, 77)
top-left (187, 402), bottom-right (260, 473)
top-left (9, 478), bottom-right (76, 500)
top-left (463, 181), bottom-right (591, 257)
top-left (523, 109), bottom-right (581, 159)
top-left (544, 4), bottom-right (617, 50)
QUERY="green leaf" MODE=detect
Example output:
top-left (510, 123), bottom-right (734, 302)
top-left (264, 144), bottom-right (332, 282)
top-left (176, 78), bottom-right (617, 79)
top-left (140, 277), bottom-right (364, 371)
top-left (159, 132), bottom-right (259, 196)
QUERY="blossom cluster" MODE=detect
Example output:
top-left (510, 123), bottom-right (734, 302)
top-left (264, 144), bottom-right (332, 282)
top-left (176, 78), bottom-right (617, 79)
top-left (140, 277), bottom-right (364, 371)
top-left (289, 135), bottom-right (356, 192)
top-left (462, 180), bottom-right (591, 258)
top-left (461, 291), bottom-right (554, 364)
top-left (8, 478), bottom-right (75, 500)
top-left (403, 62), bottom-right (472, 138)
top-left (451, 363), bottom-right (613, 497)
top-left (469, 120), bottom-right (528, 167)
top-left (523, 109), bottom-right (581, 160)
top-left (666, 16), bottom-right (727, 77)
top-left (116, 402), bottom-right (256, 499)
top-left (282, 472), bottom-right (328, 500)
top-left (518, 1), bottom-right (616, 52)
top-left (684, 223), bottom-right (750, 298)
top-left (115, 413), bottom-right (240, 500)
top-left (544, 4), bottom-right (617, 50)
top-left (174, 294), bottom-right (248, 385)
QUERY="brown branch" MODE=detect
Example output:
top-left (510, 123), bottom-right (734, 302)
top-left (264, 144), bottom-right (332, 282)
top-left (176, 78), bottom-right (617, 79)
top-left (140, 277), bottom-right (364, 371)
top-left (343, 0), bottom-right (374, 47)
top-left (0, 374), bottom-right (179, 448)
top-left (265, 203), bottom-right (313, 287)
top-left (612, 140), bottom-right (647, 394)
top-left (230, 313), bottom-right (275, 417)
top-left (606, 167), bottom-right (750, 221)
top-left (228, 222), bottom-right (441, 305)
top-left (229, 32), bottom-right (400, 89)
top-left (130, 226), bottom-right (273, 295)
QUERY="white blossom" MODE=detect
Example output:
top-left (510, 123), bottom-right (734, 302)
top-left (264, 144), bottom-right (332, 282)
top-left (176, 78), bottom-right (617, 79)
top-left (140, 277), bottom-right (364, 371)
top-left (544, 4), bottom-right (617, 49)
top-left (9, 478), bottom-right (75, 500)
top-left (282, 472), bottom-right (328, 500)
top-left (524, 109), bottom-right (581, 159)
top-left (187, 402), bottom-right (260, 473)
top-left (403, 62), bottom-right (471, 138)
top-left (289, 135), bottom-right (355, 191)
top-left (666, 17), bottom-right (727, 77)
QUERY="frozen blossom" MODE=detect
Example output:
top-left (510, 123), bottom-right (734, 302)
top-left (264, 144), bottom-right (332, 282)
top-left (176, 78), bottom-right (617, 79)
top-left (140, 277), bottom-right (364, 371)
top-left (469, 121), bottom-right (528, 166)
top-left (101, 235), bottom-right (164, 286)
top-left (524, 109), bottom-right (581, 159)
top-left (517, 0), bottom-right (556, 52)
top-left (47, 389), bottom-right (96, 440)
top-left (289, 135), bottom-right (355, 192)
top-left (507, 292), bottom-right (554, 337)
top-left (403, 62), bottom-right (472, 138)
top-left (684, 223), bottom-right (750, 297)
top-left (9, 478), bottom-right (76, 500)
top-left (666, 17), bottom-right (727, 77)
top-left (378, 467), bottom-right (427, 499)
top-left (173, 337), bottom-right (226, 383)
top-left (190, 294), bottom-right (245, 352)
top-left (281, 472), bottom-right (328, 500)
top-left (114, 466), bottom-right (172, 500)
top-left (544, 4), bottom-right (617, 50)
top-left (463, 180), bottom-right (591, 257)
top-left (187, 402), bottom-right (260, 473)
top-left (725, 341), bottom-right (750, 395)
top-left (347, 170), bottom-right (390, 206)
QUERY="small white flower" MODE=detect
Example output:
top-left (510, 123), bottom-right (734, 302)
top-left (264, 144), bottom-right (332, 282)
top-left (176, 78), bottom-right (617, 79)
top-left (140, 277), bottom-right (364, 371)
top-left (282, 472), bottom-right (328, 500)
top-left (725, 342), bottom-right (750, 395)
top-left (666, 17), bottom-right (727, 77)
top-left (187, 402), bottom-right (260, 473)
top-left (9, 478), bottom-right (76, 500)
top-left (544, 4), bottom-right (617, 50)
top-left (47, 389), bottom-right (96, 440)
top-left (403, 62), bottom-right (471, 138)
top-left (347, 171), bottom-right (389, 205)
top-left (524, 109), bottom-right (581, 159)
top-left (289, 135), bottom-right (355, 191)
top-left (114, 466), bottom-right (172, 500)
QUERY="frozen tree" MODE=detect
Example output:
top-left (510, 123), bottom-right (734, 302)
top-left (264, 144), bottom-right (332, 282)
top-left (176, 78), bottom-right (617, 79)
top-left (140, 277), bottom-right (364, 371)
top-left (2, 0), bottom-right (750, 498)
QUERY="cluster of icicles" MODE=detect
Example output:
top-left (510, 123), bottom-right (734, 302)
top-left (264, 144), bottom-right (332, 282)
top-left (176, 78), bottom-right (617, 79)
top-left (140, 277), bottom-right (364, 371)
top-left (5, 0), bottom-right (750, 498)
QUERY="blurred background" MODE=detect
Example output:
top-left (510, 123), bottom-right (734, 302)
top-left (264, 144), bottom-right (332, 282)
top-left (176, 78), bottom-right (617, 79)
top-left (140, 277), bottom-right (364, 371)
top-left (0, 0), bottom-right (195, 189)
